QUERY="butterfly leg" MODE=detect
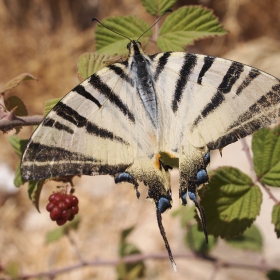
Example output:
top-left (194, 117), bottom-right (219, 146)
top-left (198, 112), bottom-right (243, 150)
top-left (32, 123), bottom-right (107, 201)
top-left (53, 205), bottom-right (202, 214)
top-left (179, 146), bottom-right (210, 243)
top-left (114, 172), bottom-right (140, 198)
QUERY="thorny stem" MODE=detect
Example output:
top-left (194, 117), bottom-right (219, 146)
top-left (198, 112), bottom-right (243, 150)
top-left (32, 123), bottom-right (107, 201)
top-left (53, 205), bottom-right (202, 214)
top-left (0, 115), bottom-right (43, 132)
top-left (0, 252), bottom-right (276, 280)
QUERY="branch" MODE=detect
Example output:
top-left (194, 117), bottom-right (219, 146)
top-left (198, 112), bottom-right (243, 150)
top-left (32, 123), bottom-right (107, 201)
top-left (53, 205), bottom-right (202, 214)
top-left (0, 115), bottom-right (43, 132)
top-left (0, 251), bottom-right (277, 280)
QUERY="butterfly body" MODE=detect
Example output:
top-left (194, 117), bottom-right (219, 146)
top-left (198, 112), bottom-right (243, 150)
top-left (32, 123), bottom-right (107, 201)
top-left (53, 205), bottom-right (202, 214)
top-left (21, 38), bottom-right (280, 270)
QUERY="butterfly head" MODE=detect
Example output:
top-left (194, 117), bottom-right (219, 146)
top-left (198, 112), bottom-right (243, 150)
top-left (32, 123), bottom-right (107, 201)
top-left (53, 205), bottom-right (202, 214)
top-left (126, 40), bottom-right (145, 57)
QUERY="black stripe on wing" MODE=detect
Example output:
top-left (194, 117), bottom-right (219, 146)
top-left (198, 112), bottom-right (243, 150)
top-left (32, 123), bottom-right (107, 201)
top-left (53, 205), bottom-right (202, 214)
top-left (73, 85), bottom-right (102, 108)
top-left (42, 117), bottom-right (74, 134)
top-left (236, 69), bottom-right (260, 95)
top-left (208, 83), bottom-right (280, 150)
top-left (21, 143), bottom-right (131, 180)
top-left (172, 53), bottom-right (197, 113)
top-left (197, 56), bottom-right (215, 85)
top-left (89, 74), bottom-right (135, 123)
top-left (193, 61), bottom-right (244, 126)
top-left (107, 64), bottom-right (134, 87)
top-left (154, 52), bottom-right (171, 81)
top-left (52, 102), bottom-right (129, 145)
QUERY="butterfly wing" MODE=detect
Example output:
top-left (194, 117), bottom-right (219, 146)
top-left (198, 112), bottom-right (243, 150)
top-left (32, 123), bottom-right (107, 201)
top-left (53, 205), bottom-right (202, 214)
top-left (150, 52), bottom-right (280, 240)
top-left (150, 52), bottom-right (280, 151)
top-left (21, 62), bottom-right (158, 180)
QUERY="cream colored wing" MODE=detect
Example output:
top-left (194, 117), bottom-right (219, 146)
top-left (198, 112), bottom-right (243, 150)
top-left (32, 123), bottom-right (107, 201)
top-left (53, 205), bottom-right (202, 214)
top-left (21, 63), bottom-right (158, 181)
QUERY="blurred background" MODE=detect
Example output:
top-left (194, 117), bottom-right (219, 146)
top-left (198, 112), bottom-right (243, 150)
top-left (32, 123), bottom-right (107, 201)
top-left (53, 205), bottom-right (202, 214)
top-left (0, 0), bottom-right (280, 279)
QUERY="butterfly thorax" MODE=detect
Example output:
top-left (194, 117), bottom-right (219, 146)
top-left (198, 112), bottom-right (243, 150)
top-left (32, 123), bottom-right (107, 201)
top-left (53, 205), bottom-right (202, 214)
top-left (127, 41), bottom-right (158, 127)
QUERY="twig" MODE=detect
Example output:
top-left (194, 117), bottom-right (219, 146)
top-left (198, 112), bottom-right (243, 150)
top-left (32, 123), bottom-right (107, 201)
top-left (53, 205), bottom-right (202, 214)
top-left (0, 251), bottom-right (277, 280)
top-left (0, 115), bottom-right (43, 131)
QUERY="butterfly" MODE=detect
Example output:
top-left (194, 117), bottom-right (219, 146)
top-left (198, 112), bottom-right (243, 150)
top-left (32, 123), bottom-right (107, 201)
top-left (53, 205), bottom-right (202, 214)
top-left (21, 18), bottom-right (280, 271)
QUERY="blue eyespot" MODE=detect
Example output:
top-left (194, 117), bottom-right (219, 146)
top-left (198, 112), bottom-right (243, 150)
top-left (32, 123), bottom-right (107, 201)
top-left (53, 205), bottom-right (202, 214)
top-left (180, 191), bottom-right (187, 205)
top-left (204, 152), bottom-right (210, 165)
top-left (115, 172), bottom-right (133, 184)
top-left (197, 169), bottom-right (208, 184)
top-left (188, 191), bottom-right (197, 203)
top-left (158, 197), bottom-right (171, 213)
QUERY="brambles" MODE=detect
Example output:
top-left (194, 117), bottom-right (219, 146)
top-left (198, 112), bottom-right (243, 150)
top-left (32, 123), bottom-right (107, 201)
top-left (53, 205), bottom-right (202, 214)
top-left (46, 192), bottom-right (79, 226)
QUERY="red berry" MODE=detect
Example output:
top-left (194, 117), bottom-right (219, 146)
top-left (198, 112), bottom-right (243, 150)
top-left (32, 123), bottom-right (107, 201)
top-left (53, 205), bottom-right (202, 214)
top-left (64, 195), bottom-right (72, 207)
top-left (50, 206), bottom-right (62, 221)
top-left (71, 196), bottom-right (79, 206)
top-left (61, 209), bottom-right (71, 220)
top-left (46, 202), bottom-right (55, 212)
top-left (71, 205), bottom-right (79, 215)
top-left (56, 218), bottom-right (67, 226)
top-left (68, 213), bottom-right (75, 221)
top-left (57, 201), bottom-right (67, 211)
top-left (53, 193), bottom-right (63, 204)
top-left (49, 193), bottom-right (56, 202)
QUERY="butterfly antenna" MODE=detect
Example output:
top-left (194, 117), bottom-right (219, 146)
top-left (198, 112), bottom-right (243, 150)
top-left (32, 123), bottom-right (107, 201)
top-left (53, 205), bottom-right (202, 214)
top-left (92, 18), bottom-right (132, 42)
top-left (156, 209), bottom-right (177, 271)
top-left (137, 9), bottom-right (172, 41)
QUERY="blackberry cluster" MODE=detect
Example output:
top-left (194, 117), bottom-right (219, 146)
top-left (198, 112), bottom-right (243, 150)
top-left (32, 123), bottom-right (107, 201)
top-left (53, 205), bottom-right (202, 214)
top-left (46, 193), bottom-right (79, 226)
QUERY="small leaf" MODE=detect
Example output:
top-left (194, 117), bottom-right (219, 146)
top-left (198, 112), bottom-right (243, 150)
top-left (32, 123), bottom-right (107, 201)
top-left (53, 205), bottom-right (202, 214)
top-left (157, 6), bottom-right (227, 52)
top-left (1, 73), bottom-right (37, 94)
top-left (6, 262), bottom-right (20, 279)
top-left (77, 52), bottom-right (113, 81)
top-left (185, 224), bottom-right (217, 253)
top-left (172, 205), bottom-right (196, 227)
top-left (252, 126), bottom-right (280, 187)
top-left (28, 180), bottom-right (44, 212)
top-left (272, 204), bottom-right (280, 238)
top-left (43, 98), bottom-right (62, 117)
top-left (5, 96), bottom-right (28, 116)
top-left (46, 227), bottom-right (64, 243)
top-left (198, 167), bottom-right (262, 238)
top-left (14, 163), bottom-right (25, 187)
top-left (267, 270), bottom-right (280, 280)
top-left (9, 136), bottom-right (28, 158)
top-left (225, 225), bottom-right (263, 251)
top-left (95, 16), bottom-right (151, 55)
top-left (140, 0), bottom-right (176, 16)
top-left (121, 226), bottom-right (135, 242)
top-left (46, 216), bottom-right (80, 243)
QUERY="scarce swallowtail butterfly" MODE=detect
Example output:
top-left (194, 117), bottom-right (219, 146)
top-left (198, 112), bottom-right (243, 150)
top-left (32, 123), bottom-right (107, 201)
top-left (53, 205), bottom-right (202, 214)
top-left (21, 13), bottom-right (280, 271)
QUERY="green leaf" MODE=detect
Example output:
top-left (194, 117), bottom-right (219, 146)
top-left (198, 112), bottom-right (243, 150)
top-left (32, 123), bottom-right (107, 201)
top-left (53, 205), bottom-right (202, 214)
top-left (77, 52), bottom-right (113, 81)
top-left (9, 136), bottom-right (28, 158)
top-left (172, 205), bottom-right (196, 227)
top-left (46, 216), bottom-right (80, 243)
top-left (267, 270), bottom-right (280, 280)
top-left (140, 0), bottom-right (176, 16)
top-left (252, 126), bottom-right (280, 187)
top-left (185, 224), bottom-right (216, 253)
top-left (120, 226), bottom-right (135, 242)
top-left (198, 167), bottom-right (262, 238)
top-left (5, 96), bottom-right (28, 116)
top-left (1, 73), bottom-right (37, 94)
top-left (28, 180), bottom-right (44, 212)
top-left (117, 227), bottom-right (145, 279)
top-left (43, 98), bottom-right (62, 117)
top-left (157, 6), bottom-right (227, 52)
top-left (95, 16), bottom-right (152, 55)
top-left (14, 163), bottom-right (25, 187)
top-left (225, 225), bottom-right (263, 251)
top-left (272, 204), bottom-right (280, 238)
top-left (6, 261), bottom-right (20, 279)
